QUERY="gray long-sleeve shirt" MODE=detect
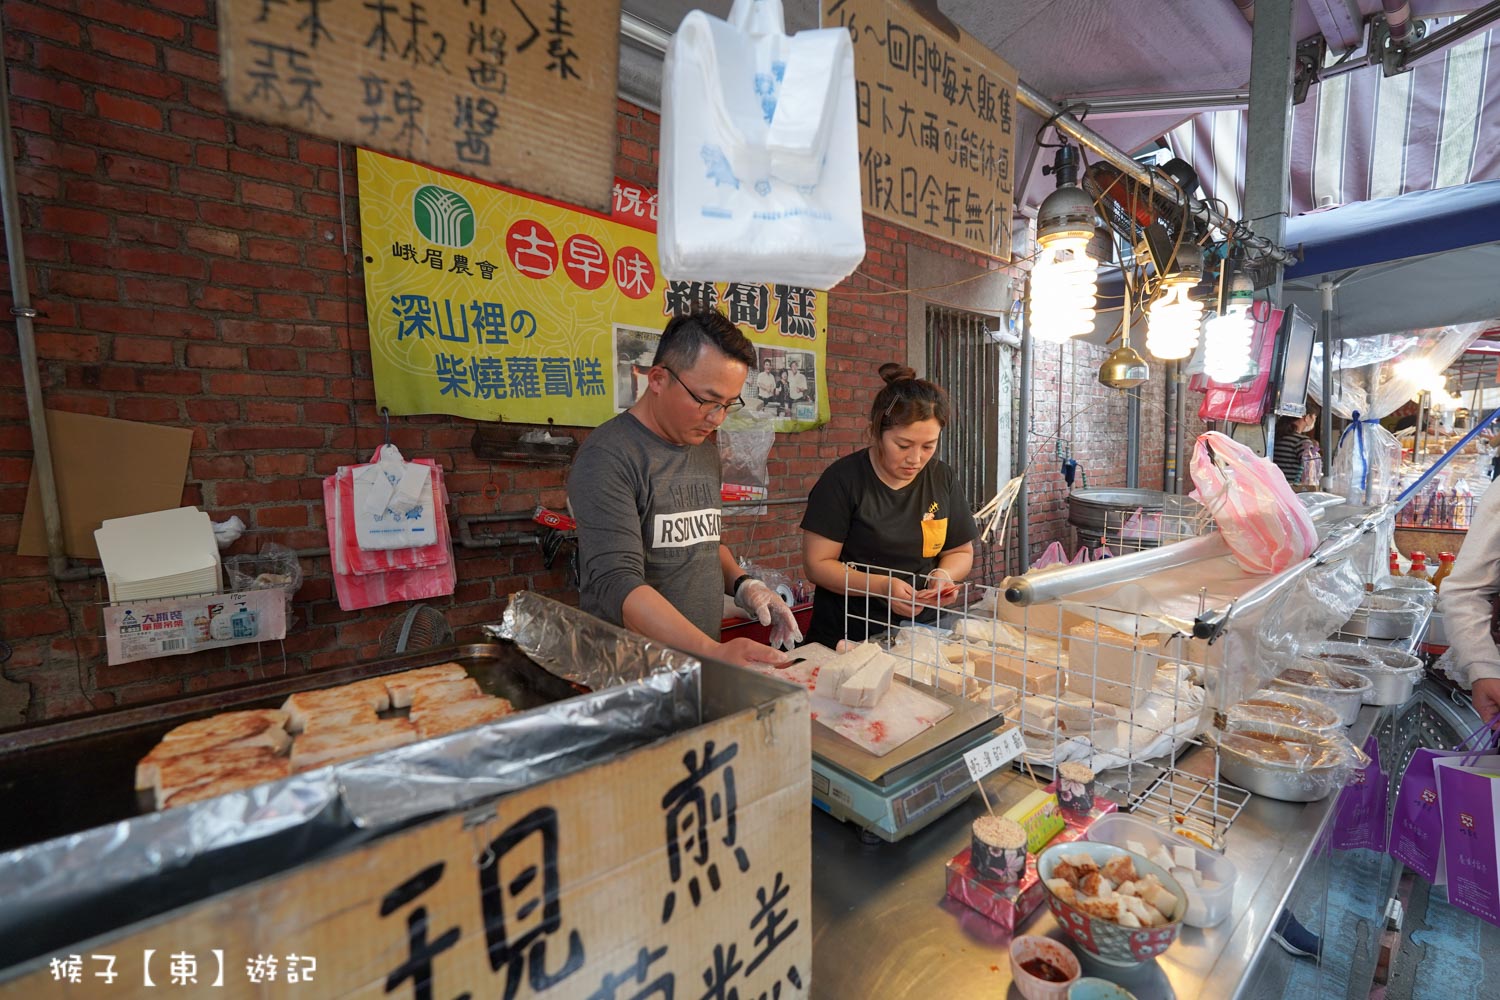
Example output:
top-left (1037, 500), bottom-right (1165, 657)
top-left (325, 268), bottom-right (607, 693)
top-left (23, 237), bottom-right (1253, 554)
top-left (567, 412), bottom-right (725, 639)
top-left (1438, 483), bottom-right (1500, 685)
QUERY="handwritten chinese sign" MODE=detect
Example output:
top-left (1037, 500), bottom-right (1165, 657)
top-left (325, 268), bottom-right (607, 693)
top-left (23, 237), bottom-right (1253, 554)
top-left (823, 0), bottom-right (1017, 260)
top-left (358, 150), bottom-right (830, 431)
top-left (217, 0), bottom-right (619, 212)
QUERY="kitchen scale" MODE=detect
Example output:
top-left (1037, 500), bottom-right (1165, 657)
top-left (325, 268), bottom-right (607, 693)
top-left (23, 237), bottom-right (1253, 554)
top-left (792, 643), bottom-right (1020, 843)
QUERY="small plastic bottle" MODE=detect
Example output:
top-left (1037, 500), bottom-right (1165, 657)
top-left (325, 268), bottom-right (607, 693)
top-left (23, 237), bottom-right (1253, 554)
top-left (1432, 552), bottom-right (1457, 592)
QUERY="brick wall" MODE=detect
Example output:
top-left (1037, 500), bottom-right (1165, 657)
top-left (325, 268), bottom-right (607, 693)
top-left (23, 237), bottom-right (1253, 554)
top-left (0, 1), bottom-right (1180, 723)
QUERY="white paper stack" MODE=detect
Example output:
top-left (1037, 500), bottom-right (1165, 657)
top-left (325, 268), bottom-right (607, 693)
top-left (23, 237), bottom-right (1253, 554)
top-left (95, 507), bottom-right (222, 602)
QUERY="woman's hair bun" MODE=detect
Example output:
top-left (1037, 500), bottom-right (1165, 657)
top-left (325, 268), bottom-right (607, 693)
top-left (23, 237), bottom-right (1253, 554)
top-left (879, 362), bottom-right (917, 384)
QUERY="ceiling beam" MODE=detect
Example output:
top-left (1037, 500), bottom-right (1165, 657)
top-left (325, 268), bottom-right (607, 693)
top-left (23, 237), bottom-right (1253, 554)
top-left (1304, 0), bottom-right (1364, 51)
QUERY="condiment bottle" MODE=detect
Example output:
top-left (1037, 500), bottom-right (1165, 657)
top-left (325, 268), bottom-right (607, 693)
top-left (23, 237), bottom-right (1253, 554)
top-left (1432, 552), bottom-right (1457, 591)
top-left (1407, 551), bottom-right (1431, 583)
top-left (1389, 550), bottom-right (1402, 577)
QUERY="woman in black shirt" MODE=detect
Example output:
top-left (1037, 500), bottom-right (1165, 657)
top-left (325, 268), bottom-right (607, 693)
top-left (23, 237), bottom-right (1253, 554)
top-left (799, 364), bottom-right (979, 647)
top-left (1272, 406), bottom-right (1318, 483)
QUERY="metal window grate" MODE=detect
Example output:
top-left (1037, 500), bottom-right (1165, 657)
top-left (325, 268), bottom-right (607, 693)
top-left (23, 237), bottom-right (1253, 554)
top-left (925, 307), bottom-right (1011, 512)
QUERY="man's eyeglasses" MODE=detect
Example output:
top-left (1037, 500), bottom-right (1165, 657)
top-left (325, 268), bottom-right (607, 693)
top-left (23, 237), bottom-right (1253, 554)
top-left (662, 367), bottom-right (745, 416)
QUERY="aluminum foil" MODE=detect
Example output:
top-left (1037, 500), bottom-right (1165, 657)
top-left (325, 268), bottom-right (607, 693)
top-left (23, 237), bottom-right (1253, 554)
top-left (1, 592), bottom-right (702, 971)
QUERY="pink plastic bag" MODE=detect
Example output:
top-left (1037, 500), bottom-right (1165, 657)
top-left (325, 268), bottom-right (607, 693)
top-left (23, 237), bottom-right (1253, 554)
top-left (1067, 546), bottom-right (1092, 565)
top-left (1030, 541), bottom-right (1069, 571)
top-left (1189, 430), bottom-right (1317, 575)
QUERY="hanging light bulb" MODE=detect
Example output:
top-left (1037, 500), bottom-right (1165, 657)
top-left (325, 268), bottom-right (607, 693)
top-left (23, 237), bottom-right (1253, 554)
top-left (1203, 306), bottom-right (1254, 382)
top-left (1203, 251), bottom-right (1256, 383)
top-left (1028, 146), bottom-right (1100, 344)
top-left (1145, 283), bottom-right (1204, 360)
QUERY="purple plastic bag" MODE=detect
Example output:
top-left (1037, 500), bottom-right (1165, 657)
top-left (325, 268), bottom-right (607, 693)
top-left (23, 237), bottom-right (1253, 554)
top-left (1435, 758), bottom-right (1500, 926)
top-left (1390, 723), bottom-right (1499, 885)
top-left (1333, 735), bottom-right (1388, 852)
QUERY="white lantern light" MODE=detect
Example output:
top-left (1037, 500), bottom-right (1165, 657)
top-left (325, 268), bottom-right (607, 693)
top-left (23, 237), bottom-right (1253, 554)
top-left (1144, 283), bottom-right (1203, 360)
top-left (1203, 306), bottom-right (1254, 382)
top-left (1029, 236), bottom-right (1099, 344)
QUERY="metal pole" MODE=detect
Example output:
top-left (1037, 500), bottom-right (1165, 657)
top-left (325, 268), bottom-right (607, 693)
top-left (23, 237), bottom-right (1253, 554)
top-left (1163, 361), bottom-right (1177, 493)
top-left (1174, 363), bottom-right (1189, 495)
top-left (1015, 82), bottom-right (1296, 266)
top-left (1058, 89), bottom-right (1251, 117)
top-left (1319, 280), bottom-right (1335, 486)
top-left (1016, 276), bottom-right (1033, 574)
top-left (1397, 1), bottom-right (1500, 68)
top-left (0, 37), bottom-right (66, 578)
top-left (1125, 389), bottom-right (1140, 487)
top-left (1243, 0), bottom-right (1297, 300)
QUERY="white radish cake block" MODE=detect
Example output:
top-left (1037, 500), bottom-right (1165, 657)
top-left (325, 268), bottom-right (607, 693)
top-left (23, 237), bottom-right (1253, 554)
top-left (1126, 840), bottom-right (1149, 859)
top-left (813, 642), bottom-right (880, 700)
top-left (1151, 846), bottom-right (1176, 872)
top-left (290, 718), bottom-right (419, 772)
top-left (1172, 845), bottom-right (1197, 869)
top-left (383, 663), bottom-right (471, 707)
top-left (413, 696), bottom-right (515, 740)
top-left (407, 678), bottom-right (485, 715)
top-left (298, 706), bottom-right (381, 734)
top-left (281, 682), bottom-right (391, 732)
top-left (837, 652), bottom-right (896, 708)
top-left (951, 618), bottom-right (1025, 648)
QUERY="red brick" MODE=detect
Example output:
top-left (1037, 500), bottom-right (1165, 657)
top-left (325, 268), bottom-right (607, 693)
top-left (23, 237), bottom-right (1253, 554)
top-left (22, 136), bottom-right (98, 174)
top-left (103, 152), bottom-right (170, 189)
top-left (256, 505), bottom-right (308, 528)
top-left (184, 344), bottom-right (242, 368)
top-left (210, 373), bottom-right (325, 397)
top-left (232, 123), bottom-right (290, 156)
top-left (246, 238), bottom-right (300, 264)
top-left (192, 455), bottom-right (246, 480)
top-left (299, 192), bottom-right (341, 218)
top-left (113, 336), bottom-right (174, 364)
top-left (121, 277), bottom-right (189, 307)
top-left (87, 0), bottom-right (185, 41)
top-left (184, 227), bottom-right (240, 256)
top-left (175, 169), bottom-right (233, 204)
top-left (147, 308), bottom-right (215, 340)
top-left (218, 426), bottom-right (326, 450)
top-left (242, 180), bottom-right (295, 211)
top-left (35, 44), bottom-right (182, 99)
top-left (66, 113), bottom-right (193, 162)
top-left (168, 109), bottom-right (225, 142)
top-left (115, 397), bottom-right (180, 422)
top-left (163, 46), bottom-right (215, 82)
top-left (187, 399), bottom-right (240, 422)
top-left (246, 346), bottom-right (299, 370)
top-left (115, 215), bottom-right (179, 247)
top-left (248, 209), bottom-right (315, 239)
top-left (50, 270), bottom-right (116, 299)
top-left (189, 22), bottom-right (216, 52)
top-left (246, 400), bottom-right (298, 422)
top-left (88, 25), bottom-right (158, 65)
top-left (144, 193), bottom-right (198, 221)
top-left (253, 453), bottom-right (309, 476)
top-left (305, 244), bottom-right (347, 272)
top-left (255, 293), bottom-right (311, 320)
top-left (210, 260), bottom-right (322, 292)
top-left (303, 402), bottom-right (350, 424)
top-left (229, 149), bottom-right (313, 187)
top-left (8, 67), bottom-right (85, 111)
top-left (140, 371), bottom-right (203, 394)
top-left (0, 581), bottom-right (52, 607)
top-left (221, 320), bottom-right (295, 345)
top-left (35, 332), bottom-right (101, 361)
top-left (2, 605), bottom-right (68, 638)
top-left (214, 480), bottom-right (303, 505)
top-left (185, 80), bottom-right (226, 115)
top-left (193, 286), bottom-right (254, 312)
top-left (65, 179), bottom-right (147, 212)
top-left (39, 205), bottom-right (109, 237)
top-left (76, 244), bottom-right (205, 279)
top-left (5, 1), bottom-right (82, 44)
top-left (306, 351), bottom-right (352, 375)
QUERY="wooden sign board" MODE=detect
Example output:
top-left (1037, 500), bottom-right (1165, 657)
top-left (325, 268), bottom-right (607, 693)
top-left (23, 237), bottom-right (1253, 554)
top-left (2, 696), bottom-right (811, 998)
top-left (217, 0), bottom-right (620, 212)
top-left (823, 0), bottom-right (1018, 260)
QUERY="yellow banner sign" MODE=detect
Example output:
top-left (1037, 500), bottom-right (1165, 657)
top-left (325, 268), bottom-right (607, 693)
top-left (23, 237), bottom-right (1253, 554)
top-left (218, 0), bottom-right (618, 211)
top-left (357, 150), bottom-right (831, 431)
top-left (823, 0), bottom-right (1018, 260)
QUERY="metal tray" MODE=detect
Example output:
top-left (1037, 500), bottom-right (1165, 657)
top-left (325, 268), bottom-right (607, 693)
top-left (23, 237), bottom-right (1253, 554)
top-left (0, 644), bottom-right (583, 852)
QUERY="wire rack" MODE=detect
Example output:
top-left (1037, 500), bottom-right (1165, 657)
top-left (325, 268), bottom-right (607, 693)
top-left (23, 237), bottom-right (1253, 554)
top-left (1099, 495), bottom-right (1212, 556)
top-left (1394, 486), bottom-right (1478, 530)
top-left (838, 561), bottom-right (1250, 844)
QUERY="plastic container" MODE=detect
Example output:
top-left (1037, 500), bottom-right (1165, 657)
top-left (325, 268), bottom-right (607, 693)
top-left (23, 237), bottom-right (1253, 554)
top-left (1008, 935), bottom-right (1081, 1000)
top-left (1309, 641), bottom-right (1424, 706)
top-left (1272, 663), bottom-right (1371, 725)
top-left (1085, 814), bottom-right (1237, 928)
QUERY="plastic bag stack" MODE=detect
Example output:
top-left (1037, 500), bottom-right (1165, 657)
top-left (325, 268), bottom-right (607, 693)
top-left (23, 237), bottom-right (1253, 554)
top-left (323, 445), bottom-right (456, 611)
top-left (658, 0), bottom-right (865, 288)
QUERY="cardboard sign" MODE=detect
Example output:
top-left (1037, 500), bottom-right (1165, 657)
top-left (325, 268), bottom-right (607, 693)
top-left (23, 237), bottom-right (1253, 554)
top-left (103, 589), bottom-right (288, 665)
top-left (357, 151), bottom-right (830, 431)
top-left (823, 0), bottom-right (1018, 260)
top-left (5, 691), bottom-right (812, 999)
top-left (217, 0), bottom-right (619, 212)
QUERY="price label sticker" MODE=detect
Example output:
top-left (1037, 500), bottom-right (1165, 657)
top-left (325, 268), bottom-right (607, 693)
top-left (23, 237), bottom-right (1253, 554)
top-left (963, 727), bottom-right (1026, 783)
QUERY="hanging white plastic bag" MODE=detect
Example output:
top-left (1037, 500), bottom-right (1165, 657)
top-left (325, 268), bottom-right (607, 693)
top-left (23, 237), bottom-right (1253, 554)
top-left (659, 0), bottom-right (865, 288)
top-left (1330, 415), bottom-right (1403, 504)
top-left (1030, 540), bottom-right (1068, 570)
top-left (350, 444), bottom-right (437, 551)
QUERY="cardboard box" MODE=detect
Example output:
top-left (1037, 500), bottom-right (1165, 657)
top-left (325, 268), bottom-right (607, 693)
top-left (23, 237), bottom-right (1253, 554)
top-left (0, 661), bottom-right (813, 999)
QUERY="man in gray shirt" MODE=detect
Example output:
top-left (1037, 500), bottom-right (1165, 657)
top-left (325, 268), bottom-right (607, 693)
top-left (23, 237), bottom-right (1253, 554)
top-left (568, 312), bottom-right (800, 667)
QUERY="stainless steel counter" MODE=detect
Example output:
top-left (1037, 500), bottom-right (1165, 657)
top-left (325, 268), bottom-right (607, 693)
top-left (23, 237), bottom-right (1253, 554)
top-left (810, 706), bottom-right (1383, 999)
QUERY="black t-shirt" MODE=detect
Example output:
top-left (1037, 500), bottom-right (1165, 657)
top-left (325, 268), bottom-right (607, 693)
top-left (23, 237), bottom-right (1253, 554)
top-left (799, 450), bottom-right (979, 647)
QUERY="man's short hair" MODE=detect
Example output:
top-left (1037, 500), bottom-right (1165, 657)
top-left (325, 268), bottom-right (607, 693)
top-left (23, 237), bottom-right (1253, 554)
top-left (653, 311), bottom-right (756, 371)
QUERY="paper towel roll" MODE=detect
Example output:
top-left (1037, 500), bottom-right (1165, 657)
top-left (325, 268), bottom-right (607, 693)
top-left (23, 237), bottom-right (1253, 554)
top-left (775, 583), bottom-right (795, 606)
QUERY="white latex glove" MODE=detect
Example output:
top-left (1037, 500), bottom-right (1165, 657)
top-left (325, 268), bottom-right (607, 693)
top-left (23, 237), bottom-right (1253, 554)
top-left (735, 578), bottom-right (803, 651)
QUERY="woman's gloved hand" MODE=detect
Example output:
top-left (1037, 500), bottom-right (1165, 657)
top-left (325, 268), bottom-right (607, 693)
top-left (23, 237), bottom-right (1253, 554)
top-left (735, 578), bottom-right (804, 650)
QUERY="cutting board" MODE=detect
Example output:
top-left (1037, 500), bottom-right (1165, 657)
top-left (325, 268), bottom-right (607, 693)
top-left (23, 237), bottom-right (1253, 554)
top-left (748, 643), bottom-right (954, 757)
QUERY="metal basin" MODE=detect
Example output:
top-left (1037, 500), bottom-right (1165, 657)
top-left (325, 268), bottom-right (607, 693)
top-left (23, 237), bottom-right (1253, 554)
top-left (1217, 720), bottom-right (1354, 803)
top-left (1067, 488), bottom-right (1169, 549)
top-left (1338, 593), bottom-right (1424, 641)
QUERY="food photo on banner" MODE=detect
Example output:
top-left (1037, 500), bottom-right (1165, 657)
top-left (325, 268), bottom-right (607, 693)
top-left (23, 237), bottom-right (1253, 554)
top-left (356, 150), bottom-right (830, 433)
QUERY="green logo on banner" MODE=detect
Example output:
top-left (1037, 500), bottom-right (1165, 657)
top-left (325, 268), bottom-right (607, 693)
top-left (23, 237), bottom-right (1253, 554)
top-left (413, 185), bottom-right (475, 248)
